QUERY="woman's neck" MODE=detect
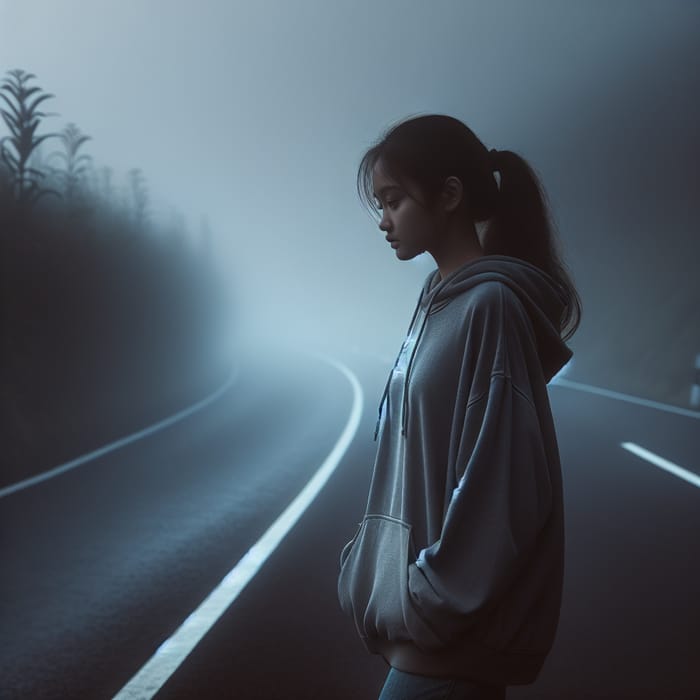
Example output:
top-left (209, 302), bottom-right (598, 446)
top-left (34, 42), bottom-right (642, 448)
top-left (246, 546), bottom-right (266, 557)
top-left (430, 223), bottom-right (484, 280)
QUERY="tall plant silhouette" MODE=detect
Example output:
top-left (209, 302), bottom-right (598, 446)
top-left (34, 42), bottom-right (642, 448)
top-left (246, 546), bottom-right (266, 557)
top-left (0, 68), bottom-right (61, 210)
top-left (47, 122), bottom-right (92, 203)
top-left (127, 167), bottom-right (149, 229)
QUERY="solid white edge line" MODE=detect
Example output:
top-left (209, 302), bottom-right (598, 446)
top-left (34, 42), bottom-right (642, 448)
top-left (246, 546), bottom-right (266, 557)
top-left (551, 378), bottom-right (700, 419)
top-left (621, 442), bottom-right (700, 489)
top-left (0, 365), bottom-right (240, 500)
top-left (111, 354), bottom-right (364, 700)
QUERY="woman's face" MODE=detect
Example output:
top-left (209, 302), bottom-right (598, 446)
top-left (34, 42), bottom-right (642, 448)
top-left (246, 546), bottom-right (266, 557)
top-left (372, 159), bottom-right (443, 261)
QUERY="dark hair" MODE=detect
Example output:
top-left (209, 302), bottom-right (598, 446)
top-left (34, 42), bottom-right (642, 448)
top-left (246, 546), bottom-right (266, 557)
top-left (357, 114), bottom-right (582, 341)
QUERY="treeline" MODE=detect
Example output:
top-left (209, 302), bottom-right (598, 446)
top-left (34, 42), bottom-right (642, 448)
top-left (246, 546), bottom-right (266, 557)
top-left (0, 69), bottom-right (231, 487)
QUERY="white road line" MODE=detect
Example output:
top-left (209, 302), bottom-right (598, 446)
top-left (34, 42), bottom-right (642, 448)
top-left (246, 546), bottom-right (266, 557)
top-left (0, 366), bottom-right (239, 500)
top-left (353, 347), bottom-right (700, 420)
top-left (111, 354), bottom-right (364, 700)
top-left (551, 378), bottom-right (700, 419)
top-left (621, 442), bottom-right (700, 489)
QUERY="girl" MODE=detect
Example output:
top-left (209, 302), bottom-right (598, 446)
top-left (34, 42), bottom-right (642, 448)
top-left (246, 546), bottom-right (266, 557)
top-left (337, 114), bottom-right (581, 700)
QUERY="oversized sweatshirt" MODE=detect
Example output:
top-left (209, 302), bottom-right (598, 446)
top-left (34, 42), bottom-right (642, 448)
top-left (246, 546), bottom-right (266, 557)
top-left (337, 254), bottom-right (573, 686)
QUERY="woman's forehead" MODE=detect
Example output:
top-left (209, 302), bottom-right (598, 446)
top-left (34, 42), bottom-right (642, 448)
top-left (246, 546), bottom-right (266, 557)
top-left (372, 162), bottom-right (402, 197)
top-left (372, 162), bottom-right (427, 206)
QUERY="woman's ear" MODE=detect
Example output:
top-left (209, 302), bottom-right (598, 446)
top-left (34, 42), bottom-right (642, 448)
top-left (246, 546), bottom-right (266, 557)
top-left (441, 175), bottom-right (464, 213)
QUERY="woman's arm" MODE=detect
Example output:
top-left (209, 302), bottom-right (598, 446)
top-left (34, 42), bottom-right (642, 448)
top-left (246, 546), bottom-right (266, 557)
top-left (405, 287), bottom-right (554, 650)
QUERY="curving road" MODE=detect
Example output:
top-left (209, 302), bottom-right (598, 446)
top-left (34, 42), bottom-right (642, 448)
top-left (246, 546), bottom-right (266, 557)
top-left (1, 347), bottom-right (698, 699)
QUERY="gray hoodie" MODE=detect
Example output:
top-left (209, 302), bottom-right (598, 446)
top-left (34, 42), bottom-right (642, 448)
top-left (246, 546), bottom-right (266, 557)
top-left (337, 254), bottom-right (572, 686)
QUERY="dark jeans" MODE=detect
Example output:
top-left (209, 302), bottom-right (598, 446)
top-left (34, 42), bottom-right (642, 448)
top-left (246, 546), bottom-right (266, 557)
top-left (378, 668), bottom-right (507, 700)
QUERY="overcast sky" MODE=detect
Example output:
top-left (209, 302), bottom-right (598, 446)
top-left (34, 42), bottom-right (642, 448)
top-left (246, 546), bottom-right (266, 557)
top-left (1, 1), bottom-right (698, 370)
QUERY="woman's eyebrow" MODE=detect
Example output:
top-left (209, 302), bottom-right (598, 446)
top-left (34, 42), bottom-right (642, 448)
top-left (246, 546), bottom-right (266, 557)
top-left (373, 185), bottom-right (401, 199)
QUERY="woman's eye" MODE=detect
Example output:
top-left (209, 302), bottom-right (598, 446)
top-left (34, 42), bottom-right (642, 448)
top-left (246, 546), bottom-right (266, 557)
top-left (375, 196), bottom-right (401, 212)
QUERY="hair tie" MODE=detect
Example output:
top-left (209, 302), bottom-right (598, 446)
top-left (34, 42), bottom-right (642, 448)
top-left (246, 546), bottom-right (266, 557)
top-left (489, 148), bottom-right (501, 191)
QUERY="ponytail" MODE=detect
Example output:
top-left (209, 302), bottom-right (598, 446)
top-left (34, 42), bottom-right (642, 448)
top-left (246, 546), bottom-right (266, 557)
top-left (482, 149), bottom-right (582, 341)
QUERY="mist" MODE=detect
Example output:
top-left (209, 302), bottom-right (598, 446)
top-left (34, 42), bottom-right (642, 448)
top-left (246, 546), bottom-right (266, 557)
top-left (2, 0), bottom-right (698, 405)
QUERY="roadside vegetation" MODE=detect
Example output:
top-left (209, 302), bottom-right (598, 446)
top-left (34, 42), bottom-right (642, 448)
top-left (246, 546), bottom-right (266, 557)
top-left (0, 68), bottom-right (231, 488)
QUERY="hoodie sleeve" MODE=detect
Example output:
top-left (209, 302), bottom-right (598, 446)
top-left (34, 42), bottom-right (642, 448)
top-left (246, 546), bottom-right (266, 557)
top-left (405, 285), bottom-right (554, 650)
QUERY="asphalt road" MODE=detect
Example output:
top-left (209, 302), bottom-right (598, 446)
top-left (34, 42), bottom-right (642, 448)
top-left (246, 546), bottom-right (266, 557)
top-left (1, 347), bottom-right (698, 699)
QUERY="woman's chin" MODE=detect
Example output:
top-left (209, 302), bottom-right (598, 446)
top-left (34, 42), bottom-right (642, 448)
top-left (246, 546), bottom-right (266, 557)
top-left (395, 248), bottom-right (418, 261)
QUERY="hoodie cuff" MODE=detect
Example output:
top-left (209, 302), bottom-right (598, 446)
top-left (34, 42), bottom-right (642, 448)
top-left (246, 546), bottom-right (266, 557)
top-left (405, 561), bottom-right (447, 652)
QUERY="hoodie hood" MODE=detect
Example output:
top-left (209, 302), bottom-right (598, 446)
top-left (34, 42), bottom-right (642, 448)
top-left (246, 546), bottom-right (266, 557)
top-left (374, 254), bottom-right (573, 440)
top-left (418, 254), bottom-right (572, 382)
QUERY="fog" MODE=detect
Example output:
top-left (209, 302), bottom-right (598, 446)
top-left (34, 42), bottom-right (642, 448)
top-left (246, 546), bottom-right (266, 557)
top-left (2, 0), bottom-right (698, 404)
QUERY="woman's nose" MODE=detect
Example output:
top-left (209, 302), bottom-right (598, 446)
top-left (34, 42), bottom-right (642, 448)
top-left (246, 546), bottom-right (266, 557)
top-left (379, 213), bottom-right (390, 232)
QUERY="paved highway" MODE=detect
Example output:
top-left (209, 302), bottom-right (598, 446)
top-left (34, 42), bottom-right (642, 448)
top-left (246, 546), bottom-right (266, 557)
top-left (1, 347), bottom-right (698, 699)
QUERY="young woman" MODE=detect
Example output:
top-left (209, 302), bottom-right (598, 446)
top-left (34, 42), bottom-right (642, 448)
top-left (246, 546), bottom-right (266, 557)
top-left (337, 114), bottom-right (581, 700)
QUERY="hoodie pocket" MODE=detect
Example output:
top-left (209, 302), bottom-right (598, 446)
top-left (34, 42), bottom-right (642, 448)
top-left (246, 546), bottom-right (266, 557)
top-left (337, 514), bottom-right (438, 645)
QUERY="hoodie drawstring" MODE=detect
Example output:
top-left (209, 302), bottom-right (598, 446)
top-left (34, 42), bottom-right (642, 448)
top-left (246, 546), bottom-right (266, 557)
top-left (374, 288), bottom-right (425, 441)
top-left (400, 295), bottom-right (433, 437)
top-left (374, 286), bottom-right (439, 441)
